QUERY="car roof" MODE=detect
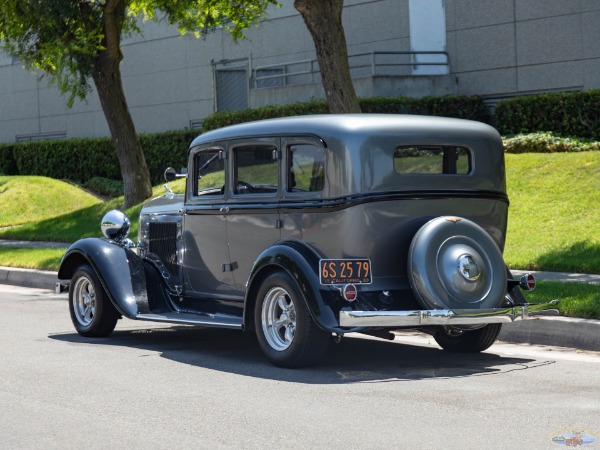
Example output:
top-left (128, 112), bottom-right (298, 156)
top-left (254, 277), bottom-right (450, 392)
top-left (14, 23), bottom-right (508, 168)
top-left (190, 114), bottom-right (499, 148)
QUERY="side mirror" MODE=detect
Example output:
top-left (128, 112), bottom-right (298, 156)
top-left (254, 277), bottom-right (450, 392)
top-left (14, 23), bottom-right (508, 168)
top-left (164, 167), bottom-right (177, 182)
top-left (164, 167), bottom-right (188, 182)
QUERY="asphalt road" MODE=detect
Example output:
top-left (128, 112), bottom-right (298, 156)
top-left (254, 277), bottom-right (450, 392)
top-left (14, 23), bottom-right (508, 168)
top-left (1, 285), bottom-right (599, 449)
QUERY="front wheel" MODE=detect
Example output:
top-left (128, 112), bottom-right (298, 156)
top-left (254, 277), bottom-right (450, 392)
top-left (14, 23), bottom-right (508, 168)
top-left (433, 323), bottom-right (502, 353)
top-left (255, 271), bottom-right (330, 368)
top-left (69, 264), bottom-right (119, 337)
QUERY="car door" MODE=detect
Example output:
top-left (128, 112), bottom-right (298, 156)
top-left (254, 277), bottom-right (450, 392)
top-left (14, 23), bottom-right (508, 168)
top-left (225, 138), bottom-right (282, 293)
top-left (182, 144), bottom-right (240, 305)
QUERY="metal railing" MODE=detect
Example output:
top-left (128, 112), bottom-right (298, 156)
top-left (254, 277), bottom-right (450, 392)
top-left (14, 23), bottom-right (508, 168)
top-left (253, 51), bottom-right (449, 89)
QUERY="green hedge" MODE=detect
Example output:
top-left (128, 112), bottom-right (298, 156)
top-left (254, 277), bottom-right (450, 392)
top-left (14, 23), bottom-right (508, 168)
top-left (494, 90), bottom-right (600, 139)
top-left (202, 95), bottom-right (490, 131)
top-left (503, 132), bottom-right (600, 153)
top-left (5, 90), bottom-right (598, 190)
top-left (0, 129), bottom-right (197, 184)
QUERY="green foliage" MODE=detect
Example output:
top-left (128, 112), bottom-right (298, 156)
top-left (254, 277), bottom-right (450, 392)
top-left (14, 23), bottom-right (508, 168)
top-left (359, 95), bottom-right (491, 122)
top-left (140, 130), bottom-right (197, 181)
top-left (0, 146), bottom-right (17, 175)
top-left (202, 100), bottom-right (329, 131)
top-left (503, 132), bottom-right (600, 153)
top-left (494, 90), bottom-right (600, 139)
top-left (0, 130), bottom-right (196, 188)
top-left (0, 0), bottom-right (277, 105)
top-left (202, 95), bottom-right (490, 131)
top-left (83, 177), bottom-right (124, 198)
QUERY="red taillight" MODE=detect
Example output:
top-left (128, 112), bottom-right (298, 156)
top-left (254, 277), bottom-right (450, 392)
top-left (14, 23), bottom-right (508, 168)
top-left (342, 284), bottom-right (358, 301)
top-left (519, 274), bottom-right (536, 291)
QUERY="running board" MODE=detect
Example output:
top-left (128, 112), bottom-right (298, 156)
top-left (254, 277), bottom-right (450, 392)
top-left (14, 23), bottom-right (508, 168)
top-left (136, 311), bottom-right (243, 329)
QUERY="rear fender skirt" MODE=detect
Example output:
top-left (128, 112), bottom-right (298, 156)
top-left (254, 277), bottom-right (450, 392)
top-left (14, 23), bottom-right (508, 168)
top-left (244, 241), bottom-right (361, 334)
top-left (57, 238), bottom-right (150, 318)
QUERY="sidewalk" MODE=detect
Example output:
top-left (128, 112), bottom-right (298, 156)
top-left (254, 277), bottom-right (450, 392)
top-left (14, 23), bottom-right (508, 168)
top-left (1, 240), bottom-right (599, 352)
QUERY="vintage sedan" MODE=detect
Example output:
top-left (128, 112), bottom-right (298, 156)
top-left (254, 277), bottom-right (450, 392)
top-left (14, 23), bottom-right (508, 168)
top-left (57, 114), bottom-right (557, 367)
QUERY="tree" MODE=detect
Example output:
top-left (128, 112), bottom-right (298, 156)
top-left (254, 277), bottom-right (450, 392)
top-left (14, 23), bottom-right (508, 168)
top-left (0, 0), bottom-right (276, 207)
top-left (294, 0), bottom-right (361, 113)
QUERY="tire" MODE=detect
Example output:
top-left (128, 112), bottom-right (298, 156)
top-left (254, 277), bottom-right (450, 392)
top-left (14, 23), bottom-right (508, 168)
top-left (254, 271), bottom-right (330, 368)
top-left (69, 264), bottom-right (119, 337)
top-left (433, 323), bottom-right (502, 353)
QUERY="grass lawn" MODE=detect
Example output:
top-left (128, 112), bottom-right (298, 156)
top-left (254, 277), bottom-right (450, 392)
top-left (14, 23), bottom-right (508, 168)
top-left (504, 151), bottom-right (600, 274)
top-left (523, 281), bottom-right (600, 320)
top-left (0, 176), bottom-right (101, 228)
top-left (0, 247), bottom-right (64, 271)
top-left (0, 178), bottom-right (186, 242)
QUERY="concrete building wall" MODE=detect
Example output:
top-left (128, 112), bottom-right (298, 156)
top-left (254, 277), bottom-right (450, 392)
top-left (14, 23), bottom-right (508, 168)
top-left (446, 0), bottom-right (600, 98)
top-left (0, 0), bottom-right (409, 143)
top-left (0, 0), bottom-right (598, 143)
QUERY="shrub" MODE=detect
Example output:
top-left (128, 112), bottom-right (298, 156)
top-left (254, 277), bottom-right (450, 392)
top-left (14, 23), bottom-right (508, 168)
top-left (1, 129), bottom-right (197, 186)
top-left (494, 90), bottom-right (600, 139)
top-left (83, 177), bottom-right (124, 198)
top-left (0, 145), bottom-right (18, 175)
top-left (503, 132), bottom-right (600, 153)
top-left (202, 95), bottom-right (490, 131)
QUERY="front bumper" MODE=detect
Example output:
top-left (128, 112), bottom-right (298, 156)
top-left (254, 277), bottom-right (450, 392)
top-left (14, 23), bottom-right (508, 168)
top-left (339, 300), bottom-right (559, 327)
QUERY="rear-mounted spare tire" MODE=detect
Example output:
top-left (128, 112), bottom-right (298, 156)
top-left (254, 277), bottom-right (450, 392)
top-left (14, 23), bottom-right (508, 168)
top-left (408, 216), bottom-right (507, 311)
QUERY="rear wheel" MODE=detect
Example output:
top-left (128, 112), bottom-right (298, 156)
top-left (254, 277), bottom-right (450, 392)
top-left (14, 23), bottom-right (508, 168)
top-left (69, 264), bottom-right (119, 337)
top-left (255, 271), bottom-right (330, 368)
top-left (433, 323), bottom-right (502, 353)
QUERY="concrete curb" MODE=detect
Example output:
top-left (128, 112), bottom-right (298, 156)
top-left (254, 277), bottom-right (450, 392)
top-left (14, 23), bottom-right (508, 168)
top-left (499, 317), bottom-right (600, 352)
top-left (0, 266), bottom-right (59, 290)
top-left (1, 265), bottom-right (599, 352)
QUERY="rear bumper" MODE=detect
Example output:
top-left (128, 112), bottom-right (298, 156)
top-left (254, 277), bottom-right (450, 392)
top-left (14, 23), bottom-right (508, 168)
top-left (339, 300), bottom-right (560, 327)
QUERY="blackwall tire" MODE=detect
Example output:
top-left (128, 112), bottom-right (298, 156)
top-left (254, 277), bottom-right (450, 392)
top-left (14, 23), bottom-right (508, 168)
top-left (69, 264), bottom-right (119, 337)
top-left (433, 323), bottom-right (502, 353)
top-left (254, 271), bottom-right (330, 368)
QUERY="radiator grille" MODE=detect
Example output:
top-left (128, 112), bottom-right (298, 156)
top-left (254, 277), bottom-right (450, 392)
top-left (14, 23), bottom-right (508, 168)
top-left (148, 222), bottom-right (179, 277)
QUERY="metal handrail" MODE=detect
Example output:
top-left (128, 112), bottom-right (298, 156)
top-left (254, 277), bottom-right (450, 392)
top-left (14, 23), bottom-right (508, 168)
top-left (253, 51), bottom-right (449, 88)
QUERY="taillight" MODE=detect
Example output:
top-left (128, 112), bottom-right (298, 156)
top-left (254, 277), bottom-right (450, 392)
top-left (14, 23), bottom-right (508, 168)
top-left (519, 274), bottom-right (536, 291)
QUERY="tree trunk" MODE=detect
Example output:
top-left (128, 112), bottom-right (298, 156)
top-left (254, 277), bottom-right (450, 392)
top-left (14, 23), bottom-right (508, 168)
top-left (294, 0), bottom-right (361, 113)
top-left (92, 0), bottom-right (152, 208)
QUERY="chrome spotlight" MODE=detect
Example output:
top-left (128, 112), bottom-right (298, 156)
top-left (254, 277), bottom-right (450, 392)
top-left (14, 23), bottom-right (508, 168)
top-left (101, 210), bottom-right (131, 243)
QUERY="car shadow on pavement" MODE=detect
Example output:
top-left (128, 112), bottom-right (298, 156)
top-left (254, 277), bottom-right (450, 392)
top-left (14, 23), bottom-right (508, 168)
top-left (49, 325), bottom-right (549, 384)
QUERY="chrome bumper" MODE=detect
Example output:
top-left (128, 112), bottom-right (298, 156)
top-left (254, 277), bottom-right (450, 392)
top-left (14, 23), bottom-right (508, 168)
top-left (339, 300), bottom-right (560, 327)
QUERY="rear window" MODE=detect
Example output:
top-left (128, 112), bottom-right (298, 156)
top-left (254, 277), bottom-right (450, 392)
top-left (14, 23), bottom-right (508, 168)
top-left (394, 146), bottom-right (471, 175)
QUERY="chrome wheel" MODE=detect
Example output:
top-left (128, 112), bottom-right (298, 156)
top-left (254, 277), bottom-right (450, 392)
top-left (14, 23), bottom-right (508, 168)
top-left (261, 286), bottom-right (297, 351)
top-left (69, 264), bottom-right (119, 337)
top-left (72, 275), bottom-right (96, 327)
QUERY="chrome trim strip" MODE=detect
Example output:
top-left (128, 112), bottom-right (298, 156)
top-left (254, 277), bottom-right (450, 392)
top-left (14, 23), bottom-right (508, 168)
top-left (136, 312), bottom-right (243, 329)
top-left (339, 300), bottom-right (559, 327)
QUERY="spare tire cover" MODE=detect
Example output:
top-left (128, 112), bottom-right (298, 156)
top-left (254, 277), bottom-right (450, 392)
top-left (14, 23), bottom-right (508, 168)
top-left (408, 216), bottom-right (507, 310)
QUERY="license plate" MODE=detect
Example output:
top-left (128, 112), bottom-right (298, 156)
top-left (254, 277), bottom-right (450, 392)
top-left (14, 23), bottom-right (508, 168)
top-left (319, 259), bottom-right (372, 285)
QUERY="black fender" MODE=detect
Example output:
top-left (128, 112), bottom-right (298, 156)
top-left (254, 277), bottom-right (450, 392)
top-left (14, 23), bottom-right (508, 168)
top-left (57, 238), bottom-right (150, 319)
top-left (243, 240), bottom-right (364, 334)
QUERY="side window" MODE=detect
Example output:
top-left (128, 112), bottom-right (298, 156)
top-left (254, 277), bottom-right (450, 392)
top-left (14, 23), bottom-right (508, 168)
top-left (287, 144), bottom-right (325, 193)
top-left (394, 146), bottom-right (471, 175)
top-left (195, 149), bottom-right (225, 196)
top-left (234, 144), bottom-right (279, 195)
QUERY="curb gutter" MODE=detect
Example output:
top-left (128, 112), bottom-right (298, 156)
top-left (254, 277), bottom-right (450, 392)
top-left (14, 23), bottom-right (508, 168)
top-left (1, 265), bottom-right (599, 352)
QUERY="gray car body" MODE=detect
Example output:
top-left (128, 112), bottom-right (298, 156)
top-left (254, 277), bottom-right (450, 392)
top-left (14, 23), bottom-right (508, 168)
top-left (59, 114), bottom-right (526, 334)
